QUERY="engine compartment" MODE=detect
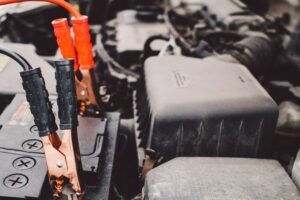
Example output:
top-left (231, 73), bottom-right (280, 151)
top-left (0, 0), bottom-right (299, 199)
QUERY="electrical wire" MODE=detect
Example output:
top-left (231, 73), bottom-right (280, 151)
top-left (95, 34), bottom-right (139, 79)
top-left (140, 34), bottom-right (169, 61)
top-left (0, 46), bottom-right (32, 70)
top-left (15, 52), bottom-right (32, 68)
top-left (164, 8), bottom-right (193, 50)
top-left (0, 0), bottom-right (81, 18)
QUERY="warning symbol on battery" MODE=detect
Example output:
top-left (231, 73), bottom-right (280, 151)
top-left (8, 101), bottom-right (33, 126)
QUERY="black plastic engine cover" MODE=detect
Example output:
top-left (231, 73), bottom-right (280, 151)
top-left (103, 10), bottom-right (167, 67)
top-left (136, 56), bottom-right (278, 162)
top-left (144, 157), bottom-right (300, 200)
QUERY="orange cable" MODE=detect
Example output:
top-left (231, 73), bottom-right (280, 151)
top-left (0, 0), bottom-right (81, 17)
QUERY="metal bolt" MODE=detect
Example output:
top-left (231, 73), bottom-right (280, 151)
top-left (13, 157), bottom-right (36, 170)
top-left (4, 174), bottom-right (28, 189)
top-left (81, 90), bottom-right (86, 96)
top-left (56, 161), bottom-right (64, 168)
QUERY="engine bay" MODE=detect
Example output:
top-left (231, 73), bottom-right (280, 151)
top-left (0, 0), bottom-right (299, 199)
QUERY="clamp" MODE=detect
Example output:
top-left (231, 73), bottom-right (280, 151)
top-left (52, 16), bottom-right (100, 113)
top-left (20, 59), bottom-right (85, 197)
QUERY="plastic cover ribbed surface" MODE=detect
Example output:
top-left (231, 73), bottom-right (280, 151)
top-left (144, 157), bottom-right (300, 200)
top-left (136, 56), bottom-right (278, 162)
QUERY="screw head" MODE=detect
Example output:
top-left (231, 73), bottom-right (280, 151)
top-left (3, 174), bottom-right (28, 189)
top-left (13, 157), bottom-right (36, 170)
top-left (22, 139), bottom-right (43, 151)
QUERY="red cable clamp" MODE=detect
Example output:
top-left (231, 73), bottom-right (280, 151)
top-left (71, 15), bottom-right (94, 70)
top-left (52, 18), bottom-right (79, 71)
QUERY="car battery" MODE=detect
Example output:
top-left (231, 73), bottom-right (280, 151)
top-left (0, 43), bottom-right (56, 95)
top-left (0, 94), bottom-right (120, 199)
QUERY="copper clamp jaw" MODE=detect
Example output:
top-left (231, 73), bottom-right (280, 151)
top-left (76, 70), bottom-right (98, 105)
top-left (42, 129), bottom-right (84, 197)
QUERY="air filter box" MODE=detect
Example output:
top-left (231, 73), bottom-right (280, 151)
top-left (135, 56), bottom-right (278, 162)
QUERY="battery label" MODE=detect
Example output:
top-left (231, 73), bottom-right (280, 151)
top-left (8, 101), bottom-right (33, 126)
